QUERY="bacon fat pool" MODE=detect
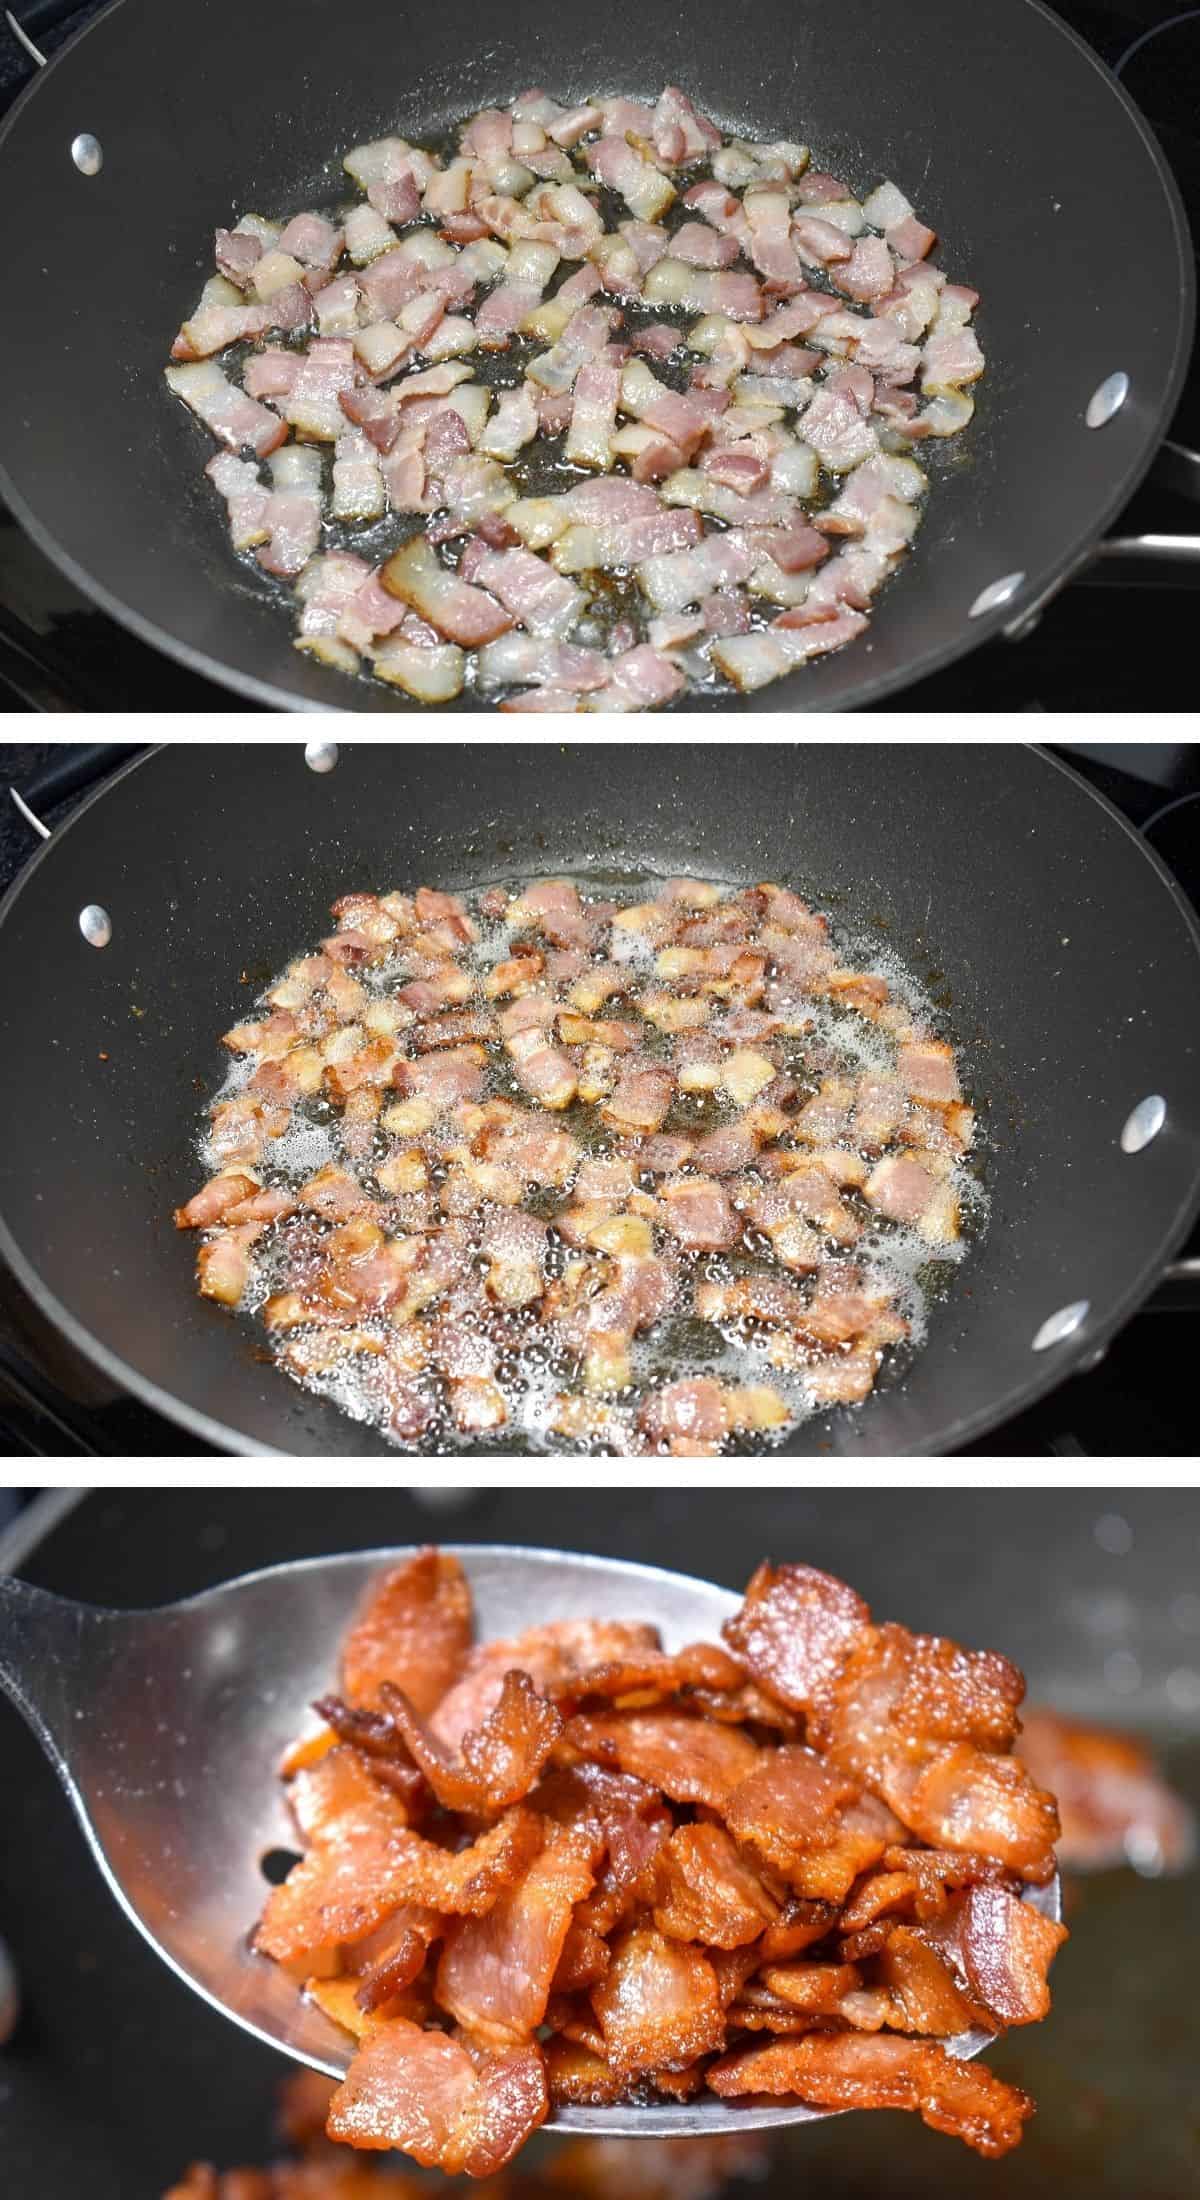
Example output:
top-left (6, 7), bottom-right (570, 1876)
top-left (250, 1551), bottom-right (1064, 2168)
top-left (177, 873), bottom-right (988, 1454)
top-left (166, 87), bottom-right (984, 708)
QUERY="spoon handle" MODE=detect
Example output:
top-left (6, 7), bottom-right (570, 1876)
top-left (0, 1576), bottom-right (99, 1777)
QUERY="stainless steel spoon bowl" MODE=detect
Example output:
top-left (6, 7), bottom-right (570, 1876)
top-left (0, 1544), bottom-right (1058, 2136)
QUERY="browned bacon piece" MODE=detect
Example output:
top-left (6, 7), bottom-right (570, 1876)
top-left (435, 1823), bottom-right (599, 2041)
top-left (326, 2021), bottom-right (549, 2173)
top-left (340, 1548), bottom-right (473, 1713)
top-left (707, 2032), bottom-right (1034, 2158)
top-left (378, 1669), bottom-right (562, 1813)
top-left (723, 1561), bottom-right (872, 1715)
top-left (563, 1709), bottom-right (760, 1811)
top-left (591, 1925), bottom-right (726, 2077)
top-left (651, 1822), bottom-right (780, 1947)
top-left (432, 1621), bottom-right (661, 1748)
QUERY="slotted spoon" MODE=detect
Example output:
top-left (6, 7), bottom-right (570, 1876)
top-left (0, 1544), bottom-right (1058, 2133)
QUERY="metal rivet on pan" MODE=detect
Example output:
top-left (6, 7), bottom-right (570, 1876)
top-left (1086, 371), bottom-right (1129, 429)
top-left (304, 740), bottom-right (339, 773)
top-left (969, 572), bottom-right (1025, 619)
top-left (78, 904), bottom-right (112, 948)
top-left (70, 133), bottom-right (103, 175)
top-left (1032, 1299), bottom-right (1090, 1352)
top-left (1120, 1094), bottom-right (1166, 1153)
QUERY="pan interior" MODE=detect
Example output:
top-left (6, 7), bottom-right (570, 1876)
top-left (194, 864), bottom-right (991, 1454)
top-left (1, 743), bottom-right (1198, 1456)
top-left (0, 0), bottom-right (1190, 710)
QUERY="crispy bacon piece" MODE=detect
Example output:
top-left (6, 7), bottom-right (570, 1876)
top-left (433, 1621), bottom-right (662, 1747)
top-left (916, 1882), bottom-right (1066, 2026)
top-left (340, 1548), bottom-right (473, 1713)
top-left (326, 2021), bottom-right (548, 2173)
top-left (723, 1561), bottom-right (872, 1714)
top-left (591, 1925), bottom-right (725, 2076)
top-left (708, 2033), bottom-right (1034, 2157)
top-left (813, 1621), bottom-right (1025, 1782)
top-left (885, 1745), bottom-right (1060, 1881)
top-left (379, 1670), bottom-right (562, 1813)
top-left (564, 1710), bottom-right (760, 1811)
top-left (652, 1822), bottom-right (779, 1947)
top-left (257, 1790), bottom-right (542, 1965)
top-left (436, 1823), bottom-right (599, 2040)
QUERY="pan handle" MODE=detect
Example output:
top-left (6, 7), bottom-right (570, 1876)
top-left (1078, 438), bottom-right (1200, 583)
top-left (2, 0), bottom-right (73, 69)
top-left (9, 744), bottom-right (146, 839)
top-left (1141, 1258), bottom-right (1200, 1314)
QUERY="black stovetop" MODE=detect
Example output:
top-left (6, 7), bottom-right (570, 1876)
top-left (1, 739), bottom-right (1196, 1457)
top-left (0, 0), bottom-right (1198, 711)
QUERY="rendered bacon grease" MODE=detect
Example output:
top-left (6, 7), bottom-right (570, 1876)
top-left (175, 875), bottom-right (986, 1454)
top-left (165, 86), bottom-right (984, 709)
top-left (251, 1551), bottom-right (1064, 2169)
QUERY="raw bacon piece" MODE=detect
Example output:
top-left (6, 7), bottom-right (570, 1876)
top-left (586, 137), bottom-right (676, 226)
top-left (257, 447), bottom-right (323, 578)
top-left (467, 546), bottom-right (583, 638)
top-left (381, 538), bottom-right (512, 645)
top-left (165, 361), bottom-right (286, 457)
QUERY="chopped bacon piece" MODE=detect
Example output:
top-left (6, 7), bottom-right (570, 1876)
top-left (258, 1783), bottom-right (541, 1964)
top-left (601, 1063), bottom-right (675, 1134)
top-left (341, 1549), bottom-right (473, 1714)
top-left (591, 1925), bottom-right (725, 2076)
top-left (165, 360), bottom-right (286, 456)
top-left (708, 2033), bottom-right (1034, 2158)
top-left (433, 1621), bottom-right (661, 1749)
top-left (436, 1823), bottom-right (598, 2040)
top-left (653, 1822), bottom-right (780, 1947)
top-left (326, 2021), bottom-right (549, 2173)
top-left (379, 1670), bottom-right (562, 1814)
top-left (724, 1561), bottom-right (872, 1713)
top-left (564, 1710), bottom-right (760, 1811)
top-left (918, 1882), bottom-right (1066, 2026)
top-left (886, 1746), bottom-right (1060, 1880)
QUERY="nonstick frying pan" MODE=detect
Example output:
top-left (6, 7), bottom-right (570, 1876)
top-left (2, 1486), bottom-right (1199, 2199)
top-left (0, 740), bottom-right (1198, 1456)
top-left (0, 0), bottom-right (1194, 712)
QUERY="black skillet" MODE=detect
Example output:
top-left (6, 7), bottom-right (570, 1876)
top-left (2, 1486), bottom-right (1198, 2199)
top-left (0, 0), bottom-right (1193, 711)
top-left (0, 741), bottom-right (1197, 1456)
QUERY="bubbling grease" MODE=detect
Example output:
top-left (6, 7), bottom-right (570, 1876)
top-left (194, 872), bottom-right (987, 1452)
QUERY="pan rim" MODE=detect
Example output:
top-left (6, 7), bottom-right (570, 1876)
top-left (1, 739), bottom-right (1198, 1456)
top-left (0, 0), bottom-right (1192, 714)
